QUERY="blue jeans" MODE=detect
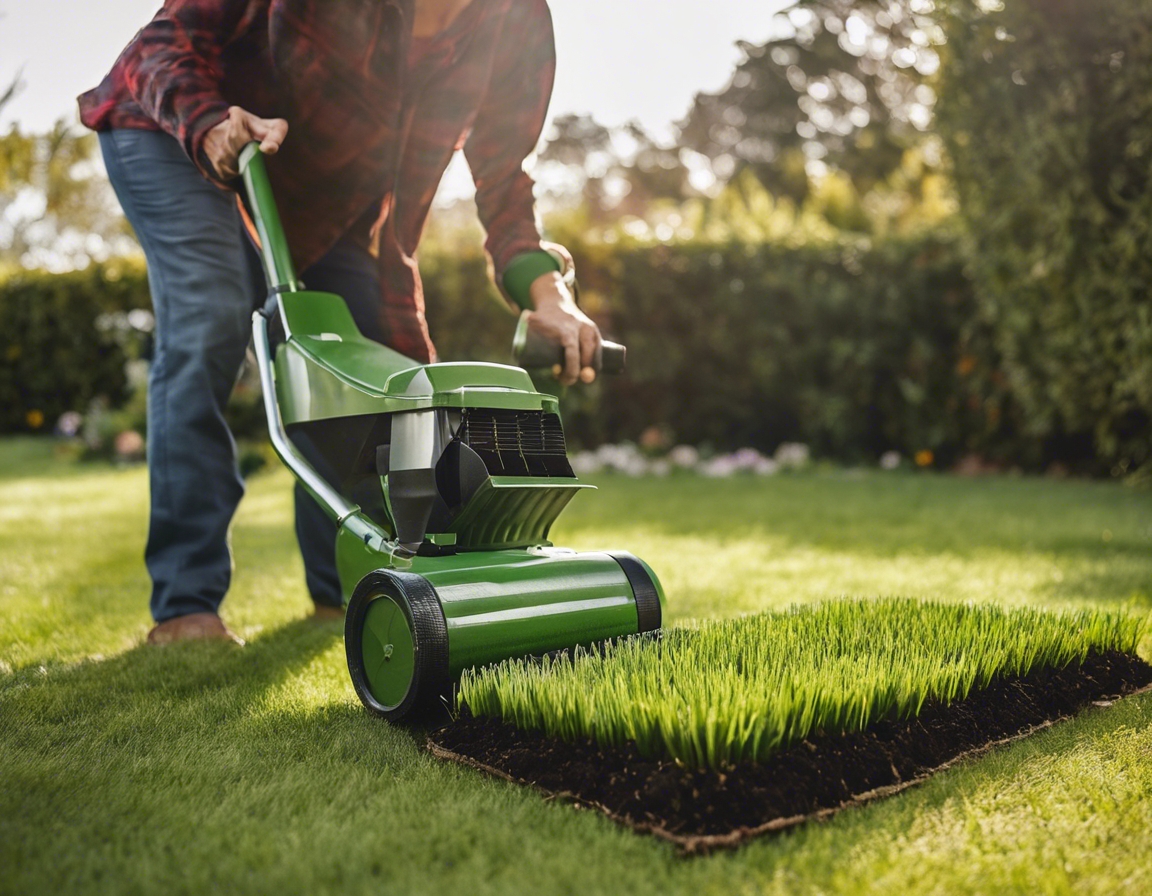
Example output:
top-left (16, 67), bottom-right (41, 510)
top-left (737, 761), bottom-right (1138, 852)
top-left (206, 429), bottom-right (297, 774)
top-left (101, 128), bottom-right (386, 622)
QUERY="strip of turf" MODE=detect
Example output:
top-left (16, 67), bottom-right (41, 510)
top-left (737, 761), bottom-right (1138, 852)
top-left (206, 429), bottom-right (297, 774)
top-left (456, 600), bottom-right (1145, 769)
top-left (432, 650), bottom-right (1152, 852)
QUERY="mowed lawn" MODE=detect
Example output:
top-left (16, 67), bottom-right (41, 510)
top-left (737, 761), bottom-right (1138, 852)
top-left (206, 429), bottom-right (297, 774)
top-left (2, 437), bottom-right (1151, 895)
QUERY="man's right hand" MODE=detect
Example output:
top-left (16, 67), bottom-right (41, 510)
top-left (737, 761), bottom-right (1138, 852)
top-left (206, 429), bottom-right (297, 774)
top-left (203, 106), bottom-right (288, 181)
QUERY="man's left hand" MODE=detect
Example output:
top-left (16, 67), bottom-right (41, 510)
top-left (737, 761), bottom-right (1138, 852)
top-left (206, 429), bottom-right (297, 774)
top-left (526, 272), bottom-right (601, 386)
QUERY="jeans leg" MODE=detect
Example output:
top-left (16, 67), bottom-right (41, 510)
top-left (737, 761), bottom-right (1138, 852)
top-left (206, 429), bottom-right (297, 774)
top-left (100, 129), bottom-right (263, 623)
top-left (291, 238), bottom-right (386, 607)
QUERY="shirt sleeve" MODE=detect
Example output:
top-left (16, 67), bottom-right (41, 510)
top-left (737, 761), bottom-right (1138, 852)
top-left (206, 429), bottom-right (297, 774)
top-left (121, 0), bottom-right (265, 181)
top-left (463, 0), bottom-right (557, 289)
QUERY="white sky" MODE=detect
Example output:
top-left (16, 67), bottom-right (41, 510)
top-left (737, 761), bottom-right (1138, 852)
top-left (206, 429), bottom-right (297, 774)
top-left (0, 1), bottom-right (789, 136)
top-left (0, 1), bottom-right (791, 203)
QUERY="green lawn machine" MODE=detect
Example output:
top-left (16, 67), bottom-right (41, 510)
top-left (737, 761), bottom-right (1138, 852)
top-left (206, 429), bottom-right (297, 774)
top-left (239, 144), bottom-right (664, 721)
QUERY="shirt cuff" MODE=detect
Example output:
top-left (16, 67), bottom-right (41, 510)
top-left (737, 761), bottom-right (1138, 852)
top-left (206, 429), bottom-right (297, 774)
top-left (494, 242), bottom-right (576, 313)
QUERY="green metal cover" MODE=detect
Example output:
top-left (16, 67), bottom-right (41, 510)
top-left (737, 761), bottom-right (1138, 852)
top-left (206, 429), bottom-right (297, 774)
top-left (335, 531), bottom-right (640, 676)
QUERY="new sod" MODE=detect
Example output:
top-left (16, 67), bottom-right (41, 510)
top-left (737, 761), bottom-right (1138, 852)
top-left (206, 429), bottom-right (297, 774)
top-left (455, 601), bottom-right (1147, 769)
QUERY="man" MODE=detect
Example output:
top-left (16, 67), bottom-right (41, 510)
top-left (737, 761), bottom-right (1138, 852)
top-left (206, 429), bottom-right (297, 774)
top-left (79, 0), bottom-right (601, 645)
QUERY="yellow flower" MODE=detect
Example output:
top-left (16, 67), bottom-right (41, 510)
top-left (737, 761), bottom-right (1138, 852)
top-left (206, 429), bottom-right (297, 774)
top-left (914, 449), bottom-right (935, 468)
top-left (26, 409), bottom-right (45, 430)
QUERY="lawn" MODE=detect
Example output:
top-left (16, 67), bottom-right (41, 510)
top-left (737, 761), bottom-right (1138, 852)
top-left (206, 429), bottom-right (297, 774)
top-left (2, 437), bottom-right (1151, 895)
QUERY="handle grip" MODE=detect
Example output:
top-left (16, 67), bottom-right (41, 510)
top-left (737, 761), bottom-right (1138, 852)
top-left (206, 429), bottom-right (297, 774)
top-left (511, 311), bottom-right (626, 375)
top-left (238, 143), bottom-right (299, 294)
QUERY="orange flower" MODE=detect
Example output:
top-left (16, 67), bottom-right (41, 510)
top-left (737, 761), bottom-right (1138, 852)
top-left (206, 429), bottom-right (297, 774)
top-left (26, 410), bottom-right (45, 429)
top-left (956, 355), bottom-right (977, 376)
top-left (914, 449), bottom-right (935, 467)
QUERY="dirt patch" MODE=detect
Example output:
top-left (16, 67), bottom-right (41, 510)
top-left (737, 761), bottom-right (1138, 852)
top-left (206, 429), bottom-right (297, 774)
top-left (428, 651), bottom-right (1152, 853)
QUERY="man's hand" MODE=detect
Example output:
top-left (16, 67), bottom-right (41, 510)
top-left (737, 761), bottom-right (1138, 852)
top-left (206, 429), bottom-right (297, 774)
top-left (526, 272), bottom-right (602, 386)
top-left (203, 106), bottom-right (288, 181)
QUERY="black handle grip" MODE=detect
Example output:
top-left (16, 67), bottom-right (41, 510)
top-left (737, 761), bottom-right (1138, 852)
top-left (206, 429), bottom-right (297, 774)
top-left (514, 322), bottom-right (626, 375)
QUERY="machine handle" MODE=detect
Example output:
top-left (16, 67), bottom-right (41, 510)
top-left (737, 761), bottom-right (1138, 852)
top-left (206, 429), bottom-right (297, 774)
top-left (511, 311), bottom-right (627, 375)
top-left (238, 143), bottom-right (300, 294)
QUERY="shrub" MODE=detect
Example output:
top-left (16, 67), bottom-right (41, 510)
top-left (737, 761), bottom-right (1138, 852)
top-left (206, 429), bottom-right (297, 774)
top-left (0, 261), bottom-right (151, 434)
top-left (935, 0), bottom-right (1152, 475)
top-left (423, 231), bottom-right (1023, 467)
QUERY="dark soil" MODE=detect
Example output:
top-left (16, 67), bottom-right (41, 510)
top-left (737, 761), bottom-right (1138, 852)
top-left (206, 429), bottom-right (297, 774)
top-left (428, 650), bottom-right (1152, 853)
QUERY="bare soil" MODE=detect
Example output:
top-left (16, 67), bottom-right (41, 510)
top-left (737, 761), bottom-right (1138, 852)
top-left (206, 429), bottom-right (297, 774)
top-left (428, 651), bottom-right (1152, 853)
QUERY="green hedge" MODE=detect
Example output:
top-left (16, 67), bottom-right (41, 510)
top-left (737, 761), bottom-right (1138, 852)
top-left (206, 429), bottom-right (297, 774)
top-left (0, 229), bottom-right (1103, 472)
top-left (422, 232), bottom-right (1032, 468)
top-left (0, 262), bottom-right (151, 434)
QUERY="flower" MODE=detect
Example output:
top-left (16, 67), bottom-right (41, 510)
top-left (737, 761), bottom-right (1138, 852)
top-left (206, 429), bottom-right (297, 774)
top-left (753, 457), bottom-right (779, 476)
top-left (114, 430), bottom-right (146, 462)
top-left (570, 451), bottom-right (603, 476)
top-left (700, 456), bottom-right (739, 478)
top-left (55, 412), bottom-right (83, 438)
top-left (914, 449), bottom-right (935, 468)
top-left (774, 442), bottom-right (811, 469)
top-left (668, 445), bottom-right (700, 468)
top-left (879, 450), bottom-right (902, 471)
top-left (25, 410), bottom-right (44, 430)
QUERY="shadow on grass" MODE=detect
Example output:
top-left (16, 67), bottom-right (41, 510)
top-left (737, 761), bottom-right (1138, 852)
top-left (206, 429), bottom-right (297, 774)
top-left (2, 618), bottom-right (353, 732)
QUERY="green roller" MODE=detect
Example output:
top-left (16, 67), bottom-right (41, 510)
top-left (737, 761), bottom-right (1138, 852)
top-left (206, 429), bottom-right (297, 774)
top-left (238, 144), bottom-right (664, 720)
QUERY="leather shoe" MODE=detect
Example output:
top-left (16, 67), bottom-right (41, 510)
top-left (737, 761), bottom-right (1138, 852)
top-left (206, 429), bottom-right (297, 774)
top-left (147, 612), bottom-right (245, 646)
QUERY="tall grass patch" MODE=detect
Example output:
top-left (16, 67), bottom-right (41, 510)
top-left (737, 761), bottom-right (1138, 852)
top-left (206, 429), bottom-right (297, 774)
top-left (457, 600), bottom-right (1144, 769)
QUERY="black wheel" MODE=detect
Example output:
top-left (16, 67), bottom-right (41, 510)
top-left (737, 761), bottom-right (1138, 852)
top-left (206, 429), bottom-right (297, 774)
top-left (607, 551), bottom-right (663, 634)
top-left (345, 569), bottom-right (450, 721)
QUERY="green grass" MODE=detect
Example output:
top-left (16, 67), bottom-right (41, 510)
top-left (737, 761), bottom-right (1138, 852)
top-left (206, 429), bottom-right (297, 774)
top-left (2, 436), bottom-right (1152, 894)
top-left (459, 600), bottom-right (1145, 768)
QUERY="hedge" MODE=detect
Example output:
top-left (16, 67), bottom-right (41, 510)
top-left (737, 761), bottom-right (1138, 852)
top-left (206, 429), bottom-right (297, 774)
top-left (0, 230), bottom-right (1106, 473)
top-left (0, 261), bottom-right (151, 434)
top-left (423, 232), bottom-right (1034, 467)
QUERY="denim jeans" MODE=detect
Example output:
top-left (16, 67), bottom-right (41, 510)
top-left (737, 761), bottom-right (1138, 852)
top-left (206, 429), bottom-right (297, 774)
top-left (100, 128), bottom-right (386, 622)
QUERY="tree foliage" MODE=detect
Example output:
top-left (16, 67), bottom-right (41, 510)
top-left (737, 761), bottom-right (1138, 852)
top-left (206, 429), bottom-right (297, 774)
top-left (935, 0), bottom-right (1152, 474)
top-left (0, 120), bottom-right (131, 273)
top-left (680, 0), bottom-right (944, 205)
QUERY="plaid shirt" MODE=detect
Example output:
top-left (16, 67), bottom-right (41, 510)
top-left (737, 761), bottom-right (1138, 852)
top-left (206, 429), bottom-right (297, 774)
top-left (79, 0), bottom-right (556, 362)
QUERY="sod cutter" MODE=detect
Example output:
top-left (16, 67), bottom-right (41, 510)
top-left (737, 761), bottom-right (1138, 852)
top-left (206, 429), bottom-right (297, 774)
top-left (239, 144), bottom-right (665, 721)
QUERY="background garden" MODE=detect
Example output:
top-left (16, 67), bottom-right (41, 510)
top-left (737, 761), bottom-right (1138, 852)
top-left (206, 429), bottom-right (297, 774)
top-left (3, 0), bottom-right (1152, 893)
top-left (4, 0), bottom-right (1152, 477)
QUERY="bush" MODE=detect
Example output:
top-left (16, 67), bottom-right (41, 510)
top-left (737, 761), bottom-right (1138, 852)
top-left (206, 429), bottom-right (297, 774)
top-left (0, 261), bottom-right (151, 434)
top-left (935, 0), bottom-right (1152, 475)
top-left (423, 230), bottom-right (1025, 468)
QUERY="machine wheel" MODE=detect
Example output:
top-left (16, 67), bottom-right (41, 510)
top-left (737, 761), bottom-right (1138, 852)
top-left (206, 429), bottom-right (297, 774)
top-left (345, 569), bottom-right (450, 721)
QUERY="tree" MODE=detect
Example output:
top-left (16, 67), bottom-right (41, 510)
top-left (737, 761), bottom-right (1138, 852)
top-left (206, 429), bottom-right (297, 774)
top-left (934, 0), bottom-right (1152, 473)
top-left (680, 0), bottom-right (944, 207)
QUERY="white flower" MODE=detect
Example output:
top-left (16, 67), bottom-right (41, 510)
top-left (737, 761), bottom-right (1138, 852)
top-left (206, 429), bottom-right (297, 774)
top-left (55, 411), bottom-right (83, 438)
top-left (775, 442), bottom-right (811, 469)
top-left (668, 444), bottom-right (700, 468)
top-left (732, 447), bottom-right (764, 469)
top-left (753, 457), bottom-right (779, 476)
top-left (570, 451), bottom-right (603, 475)
top-left (620, 456), bottom-right (650, 477)
top-left (699, 456), bottom-right (738, 478)
top-left (880, 450), bottom-right (902, 471)
top-left (649, 459), bottom-right (673, 477)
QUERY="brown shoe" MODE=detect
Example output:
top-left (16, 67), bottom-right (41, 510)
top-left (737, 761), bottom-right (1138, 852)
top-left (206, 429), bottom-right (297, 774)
top-left (311, 604), bottom-right (345, 623)
top-left (147, 612), bottom-right (245, 646)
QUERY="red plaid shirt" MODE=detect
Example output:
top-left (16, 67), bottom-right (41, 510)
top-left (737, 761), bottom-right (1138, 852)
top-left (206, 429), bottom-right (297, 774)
top-left (79, 0), bottom-right (557, 362)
